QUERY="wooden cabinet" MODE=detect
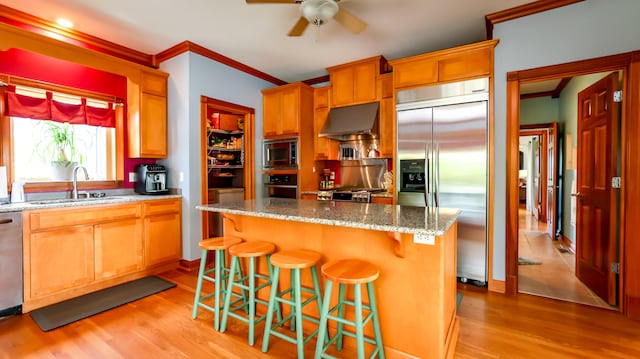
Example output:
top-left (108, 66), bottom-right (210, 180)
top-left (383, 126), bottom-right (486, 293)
top-left (129, 70), bottom-right (169, 158)
top-left (377, 73), bottom-right (394, 158)
top-left (262, 82), bottom-right (313, 138)
top-left (144, 199), bottom-right (182, 267)
top-left (29, 225), bottom-right (95, 298)
top-left (372, 197), bottom-right (393, 205)
top-left (23, 198), bottom-right (182, 312)
top-left (389, 40), bottom-right (497, 90)
top-left (94, 218), bottom-right (144, 280)
top-left (313, 86), bottom-right (338, 160)
top-left (327, 56), bottom-right (388, 107)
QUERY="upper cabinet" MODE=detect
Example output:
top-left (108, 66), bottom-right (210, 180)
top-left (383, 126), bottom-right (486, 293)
top-left (377, 73), bottom-right (394, 158)
top-left (389, 40), bottom-right (498, 90)
top-left (129, 70), bottom-right (169, 158)
top-left (262, 82), bottom-right (314, 139)
top-left (327, 56), bottom-right (389, 107)
top-left (313, 86), bottom-right (338, 160)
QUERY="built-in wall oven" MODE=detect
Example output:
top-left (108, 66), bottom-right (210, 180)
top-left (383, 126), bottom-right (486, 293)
top-left (263, 138), bottom-right (298, 169)
top-left (264, 173), bottom-right (298, 199)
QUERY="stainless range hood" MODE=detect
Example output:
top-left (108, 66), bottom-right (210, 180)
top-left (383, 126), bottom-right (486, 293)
top-left (319, 102), bottom-right (379, 141)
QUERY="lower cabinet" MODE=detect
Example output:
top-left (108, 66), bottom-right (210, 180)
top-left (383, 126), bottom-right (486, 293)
top-left (29, 225), bottom-right (95, 298)
top-left (23, 198), bottom-right (182, 312)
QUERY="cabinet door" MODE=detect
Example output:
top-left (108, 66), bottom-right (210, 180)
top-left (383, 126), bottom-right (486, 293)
top-left (314, 107), bottom-right (338, 160)
top-left (353, 62), bottom-right (377, 103)
top-left (372, 197), bottom-right (393, 205)
top-left (280, 87), bottom-right (300, 135)
top-left (139, 92), bottom-right (168, 158)
top-left (379, 97), bottom-right (395, 158)
top-left (331, 67), bottom-right (355, 107)
top-left (95, 218), bottom-right (144, 280)
top-left (263, 91), bottom-right (280, 137)
top-left (29, 225), bottom-right (95, 297)
top-left (145, 212), bottom-right (182, 267)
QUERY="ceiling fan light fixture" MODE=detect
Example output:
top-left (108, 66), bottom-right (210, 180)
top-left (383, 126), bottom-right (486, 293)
top-left (301, 0), bottom-right (339, 26)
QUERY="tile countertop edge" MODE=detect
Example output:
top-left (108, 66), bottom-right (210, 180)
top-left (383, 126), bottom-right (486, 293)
top-left (0, 194), bottom-right (183, 213)
top-left (196, 200), bottom-right (461, 237)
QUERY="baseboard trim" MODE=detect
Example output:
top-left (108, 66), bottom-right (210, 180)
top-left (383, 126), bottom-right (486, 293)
top-left (489, 279), bottom-right (506, 293)
top-left (178, 259), bottom-right (200, 273)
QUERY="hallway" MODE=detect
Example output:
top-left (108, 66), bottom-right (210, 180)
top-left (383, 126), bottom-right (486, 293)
top-left (517, 206), bottom-right (614, 309)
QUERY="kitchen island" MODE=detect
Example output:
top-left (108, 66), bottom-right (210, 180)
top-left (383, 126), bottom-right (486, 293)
top-left (197, 198), bottom-right (460, 359)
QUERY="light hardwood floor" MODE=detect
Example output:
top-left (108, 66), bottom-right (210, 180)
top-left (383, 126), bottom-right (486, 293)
top-left (2, 269), bottom-right (640, 358)
top-left (517, 206), bottom-right (613, 309)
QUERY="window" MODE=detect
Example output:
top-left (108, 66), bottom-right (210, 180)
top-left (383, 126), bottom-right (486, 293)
top-left (1, 77), bottom-right (123, 189)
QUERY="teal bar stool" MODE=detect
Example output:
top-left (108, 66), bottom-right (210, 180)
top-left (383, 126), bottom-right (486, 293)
top-left (220, 240), bottom-right (281, 346)
top-left (314, 259), bottom-right (385, 359)
top-left (192, 236), bottom-right (245, 331)
top-left (262, 249), bottom-right (324, 358)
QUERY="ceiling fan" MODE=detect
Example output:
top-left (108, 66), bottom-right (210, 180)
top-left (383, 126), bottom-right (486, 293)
top-left (246, 0), bottom-right (367, 36)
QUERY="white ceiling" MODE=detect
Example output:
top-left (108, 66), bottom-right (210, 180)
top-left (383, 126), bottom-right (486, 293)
top-left (0, 0), bottom-right (532, 83)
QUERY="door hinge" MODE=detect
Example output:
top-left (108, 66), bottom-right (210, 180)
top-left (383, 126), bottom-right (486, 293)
top-left (611, 262), bottom-right (620, 274)
top-left (612, 177), bottom-right (621, 189)
top-left (614, 90), bottom-right (623, 103)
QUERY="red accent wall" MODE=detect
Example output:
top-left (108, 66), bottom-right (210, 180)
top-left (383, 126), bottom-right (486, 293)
top-left (0, 48), bottom-right (154, 188)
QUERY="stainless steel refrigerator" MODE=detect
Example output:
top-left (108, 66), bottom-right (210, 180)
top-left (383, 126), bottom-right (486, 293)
top-left (396, 78), bottom-right (488, 285)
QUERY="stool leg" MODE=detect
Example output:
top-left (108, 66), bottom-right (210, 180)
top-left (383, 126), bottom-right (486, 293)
top-left (314, 279), bottom-right (333, 359)
top-left (192, 248), bottom-right (208, 319)
top-left (248, 256), bottom-right (257, 346)
top-left (220, 256), bottom-right (239, 333)
top-left (354, 284), bottom-right (365, 359)
top-left (261, 265), bottom-right (281, 353)
top-left (368, 282), bottom-right (385, 359)
top-left (293, 268), bottom-right (305, 359)
top-left (290, 270), bottom-right (296, 331)
top-left (213, 249), bottom-right (223, 331)
top-left (336, 283), bottom-right (346, 351)
top-left (310, 266), bottom-right (328, 345)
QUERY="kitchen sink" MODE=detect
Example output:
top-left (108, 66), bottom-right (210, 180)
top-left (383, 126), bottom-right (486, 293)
top-left (28, 197), bottom-right (122, 205)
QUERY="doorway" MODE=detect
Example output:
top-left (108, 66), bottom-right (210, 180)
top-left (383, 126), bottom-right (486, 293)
top-left (505, 54), bottom-right (633, 313)
top-left (199, 96), bottom-right (255, 239)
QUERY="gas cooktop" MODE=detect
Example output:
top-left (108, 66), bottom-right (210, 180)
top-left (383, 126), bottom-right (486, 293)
top-left (316, 188), bottom-right (386, 202)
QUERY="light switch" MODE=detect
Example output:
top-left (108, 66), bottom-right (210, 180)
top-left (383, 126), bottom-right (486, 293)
top-left (129, 172), bottom-right (137, 182)
top-left (414, 232), bottom-right (435, 245)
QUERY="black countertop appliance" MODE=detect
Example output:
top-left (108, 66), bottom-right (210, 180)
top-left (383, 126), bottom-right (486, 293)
top-left (135, 164), bottom-right (169, 195)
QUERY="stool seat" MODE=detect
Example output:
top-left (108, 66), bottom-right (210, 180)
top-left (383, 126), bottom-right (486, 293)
top-left (321, 259), bottom-right (380, 284)
top-left (229, 240), bottom-right (276, 257)
top-left (198, 236), bottom-right (243, 251)
top-left (270, 249), bottom-right (322, 269)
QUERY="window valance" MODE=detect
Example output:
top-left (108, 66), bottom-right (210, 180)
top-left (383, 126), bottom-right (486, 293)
top-left (4, 85), bottom-right (116, 127)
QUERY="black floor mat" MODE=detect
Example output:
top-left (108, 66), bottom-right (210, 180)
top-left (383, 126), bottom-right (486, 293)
top-left (30, 276), bottom-right (176, 331)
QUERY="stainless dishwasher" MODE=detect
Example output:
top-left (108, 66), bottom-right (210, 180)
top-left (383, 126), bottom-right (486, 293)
top-left (0, 212), bottom-right (22, 317)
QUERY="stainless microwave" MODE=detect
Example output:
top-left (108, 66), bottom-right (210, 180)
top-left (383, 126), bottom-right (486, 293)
top-left (263, 138), bottom-right (298, 169)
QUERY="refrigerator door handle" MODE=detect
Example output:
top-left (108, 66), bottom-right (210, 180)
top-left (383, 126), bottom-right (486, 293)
top-left (434, 143), bottom-right (439, 207)
top-left (424, 147), bottom-right (430, 207)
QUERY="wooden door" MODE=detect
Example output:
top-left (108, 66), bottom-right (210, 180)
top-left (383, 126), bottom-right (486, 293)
top-left (576, 72), bottom-right (619, 305)
top-left (139, 92), bottom-right (168, 158)
top-left (144, 212), bottom-right (182, 267)
top-left (280, 86), bottom-right (300, 135)
top-left (547, 123), bottom-right (559, 238)
top-left (262, 91), bottom-right (280, 137)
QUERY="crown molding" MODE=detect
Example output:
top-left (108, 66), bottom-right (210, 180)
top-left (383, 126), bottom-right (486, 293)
top-left (0, 4), bottom-right (153, 67)
top-left (485, 0), bottom-right (584, 40)
top-left (155, 41), bottom-right (287, 86)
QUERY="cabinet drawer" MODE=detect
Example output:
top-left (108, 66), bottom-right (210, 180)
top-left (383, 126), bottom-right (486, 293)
top-left (144, 198), bottom-right (181, 216)
top-left (29, 203), bottom-right (142, 231)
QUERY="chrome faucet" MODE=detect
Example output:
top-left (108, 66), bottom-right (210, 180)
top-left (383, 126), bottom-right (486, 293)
top-left (72, 166), bottom-right (89, 199)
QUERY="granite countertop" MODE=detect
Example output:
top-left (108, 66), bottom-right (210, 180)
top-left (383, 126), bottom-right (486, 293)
top-left (196, 198), bottom-right (460, 237)
top-left (0, 194), bottom-right (182, 213)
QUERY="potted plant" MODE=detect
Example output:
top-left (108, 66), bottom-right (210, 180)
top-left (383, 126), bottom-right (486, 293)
top-left (34, 121), bottom-right (85, 180)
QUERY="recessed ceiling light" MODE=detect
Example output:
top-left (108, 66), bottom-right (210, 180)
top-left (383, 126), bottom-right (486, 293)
top-left (56, 18), bottom-right (74, 28)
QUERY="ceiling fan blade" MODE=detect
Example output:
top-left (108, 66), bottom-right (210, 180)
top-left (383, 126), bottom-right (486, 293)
top-left (334, 7), bottom-right (367, 34)
top-left (288, 16), bottom-right (309, 36)
top-left (245, 0), bottom-right (300, 3)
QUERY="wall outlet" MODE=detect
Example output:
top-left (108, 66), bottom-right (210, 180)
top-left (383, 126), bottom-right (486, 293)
top-left (414, 232), bottom-right (435, 245)
top-left (129, 172), bottom-right (137, 182)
